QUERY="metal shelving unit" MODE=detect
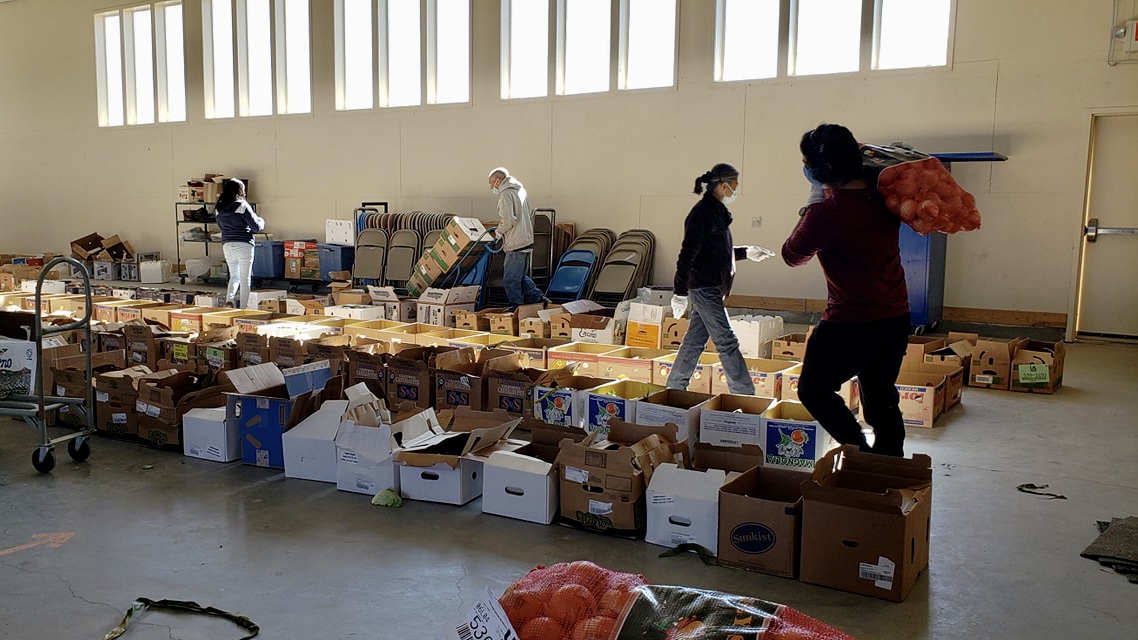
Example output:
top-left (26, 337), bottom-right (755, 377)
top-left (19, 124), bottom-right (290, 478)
top-left (174, 201), bottom-right (256, 285)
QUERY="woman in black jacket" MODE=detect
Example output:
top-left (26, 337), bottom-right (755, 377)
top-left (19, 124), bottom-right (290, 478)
top-left (215, 179), bottom-right (265, 309)
top-left (668, 163), bottom-right (773, 395)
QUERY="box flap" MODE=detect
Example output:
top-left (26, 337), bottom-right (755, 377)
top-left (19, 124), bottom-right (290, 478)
top-left (222, 363), bottom-right (286, 394)
top-left (435, 347), bottom-right (478, 372)
top-left (648, 462), bottom-right (726, 499)
top-left (560, 300), bottom-right (605, 315)
top-left (607, 419), bottom-right (679, 445)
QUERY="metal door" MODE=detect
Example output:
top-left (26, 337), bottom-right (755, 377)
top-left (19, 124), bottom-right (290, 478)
top-left (1076, 113), bottom-right (1138, 339)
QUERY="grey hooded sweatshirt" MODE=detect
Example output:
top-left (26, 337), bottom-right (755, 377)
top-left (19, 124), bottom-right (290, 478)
top-left (495, 176), bottom-right (535, 252)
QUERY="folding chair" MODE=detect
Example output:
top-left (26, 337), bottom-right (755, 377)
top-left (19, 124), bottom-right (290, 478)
top-left (384, 229), bottom-right (421, 289)
top-left (353, 228), bottom-right (388, 283)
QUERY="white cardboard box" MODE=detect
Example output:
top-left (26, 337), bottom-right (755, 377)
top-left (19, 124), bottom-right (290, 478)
top-left (699, 395), bottom-right (776, 448)
top-left (482, 449), bottom-right (558, 525)
top-left (634, 389), bottom-right (711, 445)
top-left (248, 290), bottom-right (288, 309)
top-left (398, 458), bottom-right (484, 506)
top-left (283, 400), bottom-right (348, 483)
top-left (325, 219), bottom-right (355, 246)
top-left (334, 387), bottom-right (440, 496)
top-left (325, 304), bottom-right (385, 321)
top-left (646, 463), bottom-right (728, 555)
top-left (21, 280), bottom-right (66, 295)
top-left (183, 407), bottom-right (239, 463)
top-left (140, 260), bottom-right (172, 284)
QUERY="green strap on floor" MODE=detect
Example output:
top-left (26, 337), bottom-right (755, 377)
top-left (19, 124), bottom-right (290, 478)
top-left (659, 543), bottom-right (719, 566)
top-left (103, 597), bottom-right (259, 640)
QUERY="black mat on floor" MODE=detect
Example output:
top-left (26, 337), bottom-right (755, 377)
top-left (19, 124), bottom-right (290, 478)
top-left (1083, 516), bottom-right (1138, 584)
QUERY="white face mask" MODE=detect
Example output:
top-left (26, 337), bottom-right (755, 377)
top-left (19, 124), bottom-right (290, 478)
top-left (490, 186), bottom-right (500, 196)
top-left (722, 183), bottom-right (739, 205)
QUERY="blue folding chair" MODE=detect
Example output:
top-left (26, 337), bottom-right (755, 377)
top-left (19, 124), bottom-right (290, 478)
top-left (545, 249), bottom-right (598, 303)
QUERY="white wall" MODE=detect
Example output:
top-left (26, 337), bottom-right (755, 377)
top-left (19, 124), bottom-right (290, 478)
top-left (1, 0), bottom-right (1136, 314)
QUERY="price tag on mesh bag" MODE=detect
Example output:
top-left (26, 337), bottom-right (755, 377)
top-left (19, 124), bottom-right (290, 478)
top-left (1017, 364), bottom-right (1049, 384)
top-left (451, 588), bottom-right (517, 640)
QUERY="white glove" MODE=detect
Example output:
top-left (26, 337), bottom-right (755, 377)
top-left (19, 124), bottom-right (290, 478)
top-left (805, 184), bottom-right (827, 206)
top-left (671, 295), bottom-right (689, 319)
top-left (745, 246), bottom-right (775, 263)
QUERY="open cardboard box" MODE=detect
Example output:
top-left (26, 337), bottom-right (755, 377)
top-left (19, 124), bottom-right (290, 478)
top-left (546, 342), bottom-right (621, 374)
top-left (711, 357), bottom-right (795, 399)
top-left (699, 394), bottom-right (776, 448)
top-left (496, 337), bottom-right (571, 369)
top-left (652, 352), bottom-right (719, 394)
top-left (433, 348), bottom-right (521, 412)
top-left (483, 360), bottom-right (575, 417)
top-left (1009, 340), bottom-right (1065, 394)
top-left (635, 388), bottom-right (713, 445)
top-left (895, 371), bottom-right (947, 429)
top-left (548, 300), bottom-right (605, 339)
top-left (760, 400), bottom-right (837, 471)
top-left (800, 446), bottom-right (933, 602)
top-left (718, 464), bottom-right (809, 578)
top-left (969, 337), bottom-right (1028, 390)
top-left (394, 408), bottom-right (523, 505)
top-left (482, 418), bottom-right (589, 525)
top-left (533, 374), bottom-right (614, 428)
top-left (583, 380), bottom-right (665, 435)
top-left (645, 463), bottom-right (728, 555)
top-left (597, 347), bottom-right (672, 384)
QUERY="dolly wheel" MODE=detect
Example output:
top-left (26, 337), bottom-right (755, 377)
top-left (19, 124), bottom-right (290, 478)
top-left (68, 437), bottom-right (91, 463)
top-left (32, 448), bottom-right (55, 473)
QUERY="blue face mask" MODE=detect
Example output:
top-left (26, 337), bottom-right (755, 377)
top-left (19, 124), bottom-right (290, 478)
top-left (803, 164), bottom-right (824, 187)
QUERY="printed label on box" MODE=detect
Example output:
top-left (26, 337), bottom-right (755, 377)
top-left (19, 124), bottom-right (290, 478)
top-left (565, 466), bottom-right (589, 484)
top-left (1017, 364), bottom-right (1049, 384)
top-left (589, 500), bottom-right (613, 516)
top-left (650, 494), bottom-right (675, 505)
top-left (974, 374), bottom-right (995, 384)
top-left (586, 395), bottom-right (631, 435)
top-left (764, 420), bottom-right (821, 469)
top-left (113, 413), bottom-right (128, 424)
top-left (858, 556), bottom-right (896, 590)
top-left (96, 391), bottom-right (109, 403)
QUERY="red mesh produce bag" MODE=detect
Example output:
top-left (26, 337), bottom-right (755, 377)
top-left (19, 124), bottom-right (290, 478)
top-left (499, 562), bottom-right (855, 640)
top-left (861, 144), bottom-right (981, 235)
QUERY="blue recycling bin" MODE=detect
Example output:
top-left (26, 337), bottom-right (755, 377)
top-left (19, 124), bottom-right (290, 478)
top-left (252, 240), bottom-right (285, 278)
top-left (898, 226), bottom-right (945, 331)
top-left (318, 244), bottom-right (355, 281)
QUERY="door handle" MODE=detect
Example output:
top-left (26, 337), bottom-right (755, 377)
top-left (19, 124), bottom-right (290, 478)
top-left (1085, 218), bottom-right (1138, 242)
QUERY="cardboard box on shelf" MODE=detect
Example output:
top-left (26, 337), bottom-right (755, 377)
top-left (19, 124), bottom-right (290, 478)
top-left (645, 463), bottom-right (728, 554)
top-left (771, 333), bottom-right (810, 362)
top-left (895, 372), bottom-right (947, 429)
top-left (583, 380), bottom-right (664, 436)
top-left (1009, 340), bottom-right (1065, 394)
top-left (596, 347), bottom-right (672, 384)
top-left (182, 407), bottom-right (239, 462)
top-left (394, 408), bottom-right (523, 505)
top-left (652, 352), bottom-right (719, 394)
top-left (699, 394), bottom-right (776, 448)
top-left (761, 401), bottom-right (838, 471)
top-left (555, 420), bottom-right (681, 538)
top-left (718, 465), bottom-right (809, 578)
top-left (800, 446), bottom-right (933, 602)
top-left (494, 337), bottom-right (570, 369)
top-left (969, 337), bottom-right (1028, 390)
top-left (711, 358), bottom-right (795, 399)
top-left (482, 419), bottom-right (590, 525)
top-left (532, 375), bottom-right (614, 428)
top-left (635, 388), bottom-right (713, 445)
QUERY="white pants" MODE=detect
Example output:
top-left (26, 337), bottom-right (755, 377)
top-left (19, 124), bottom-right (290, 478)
top-left (223, 242), bottom-right (254, 309)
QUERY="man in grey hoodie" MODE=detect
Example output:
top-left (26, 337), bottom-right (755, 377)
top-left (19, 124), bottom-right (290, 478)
top-left (488, 167), bottom-right (547, 309)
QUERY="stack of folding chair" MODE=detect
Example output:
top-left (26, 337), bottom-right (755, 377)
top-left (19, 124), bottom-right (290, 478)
top-left (587, 229), bottom-right (656, 306)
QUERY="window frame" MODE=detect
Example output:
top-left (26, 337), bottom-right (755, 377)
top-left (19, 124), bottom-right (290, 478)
top-left (555, 0), bottom-right (617, 97)
top-left (617, 0), bottom-right (680, 91)
top-left (713, 0), bottom-right (955, 84)
top-left (500, 0), bottom-right (555, 101)
top-left (155, 1), bottom-right (187, 123)
top-left (236, 0), bottom-right (277, 118)
top-left (95, 2), bottom-right (188, 128)
top-left (425, 0), bottom-right (472, 105)
top-left (276, 0), bottom-right (313, 114)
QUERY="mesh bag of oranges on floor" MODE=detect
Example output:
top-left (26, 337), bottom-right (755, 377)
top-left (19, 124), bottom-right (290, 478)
top-left (496, 561), bottom-right (855, 640)
top-left (860, 143), bottom-right (982, 235)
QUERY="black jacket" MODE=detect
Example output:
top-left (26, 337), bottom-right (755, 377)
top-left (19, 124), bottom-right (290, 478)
top-left (215, 200), bottom-right (266, 245)
top-left (673, 193), bottom-right (747, 296)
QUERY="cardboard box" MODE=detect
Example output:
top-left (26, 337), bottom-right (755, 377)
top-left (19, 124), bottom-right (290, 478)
top-left (325, 219), bottom-right (354, 245)
top-left (325, 304), bottom-right (385, 322)
top-left (482, 421), bottom-right (589, 525)
top-left (546, 342), bottom-right (621, 374)
top-left (645, 463), bottom-right (728, 554)
top-left (902, 337), bottom-right (947, 371)
top-left (699, 394), bottom-right (776, 448)
top-left (385, 346), bottom-right (454, 410)
top-left (969, 337), bottom-right (1028, 390)
top-left (548, 300), bottom-right (605, 339)
top-left (139, 260), bottom-right (173, 284)
top-left (448, 333), bottom-right (517, 353)
top-left (395, 408), bottom-right (523, 505)
top-left (917, 362), bottom-right (965, 410)
top-left (635, 388), bottom-right (713, 445)
top-left (283, 399), bottom-right (350, 483)
top-left (1009, 340), bottom-right (1065, 394)
top-left (718, 465), bottom-right (808, 578)
top-left (417, 286), bottom-right (480, 328)
top-left (452, 308), bottom-right (496, 332)
top-left (94, 366), bottom-right (153, 437)
top-left (247, 290), bottom-right (288, 310)
top-left (518, 317), bottom-right (550, 338)
top-left (730, 315), bottom-right (783, 359)
top-left (417, 328), bottom-right (486, 348)
top-left (485, 363), bottom-right (574, 417)
top-left (485, 304), bottom-right (544, 336)
top-left (782, 364), bottom-right (860, 413)
top-left (335, 385), bottom-right (439, 496)
top-left (284, 297), bottom-right (328, 316)
top-left (333, 290), bottom-right (373, 306)
top-left (437, 217), bottom-right (490, 263)
top-left (136, 371), bottom-right (230, 447)
top-left (200, 309), bottom-right (271, 329)
top-left (533, 375), bottom-right (614, 428)
top-left (571, 310), bottom-right (626, 346)
top-left (711, 358), bottom-right (794, 399)
top-left (771, 333), bottom-right (810, 362)
top-left (140, 304), bottom-right (188, 328)
top-left (895, 372), bottom-right (947, 429)
top-left (692, 441), bottom-right (766, 474)
top-left (433, 348), bottom-right (517, 412)
top-left (182, 406), bottom-right (239, 462)
top-left (800, 446), bottom-right (933, 602)
top-left (494, 337), bottom-right (570, 369)
top-left (222, 362), bottom-right (329, 468)
top-left (366, 286), bottom-right (418, 323)
top-left (70, 232), bottom-right (105, 260)
top-left (597, 347), bottom-right (672, 384)
top-left (625, 302), bottom-right (669, 349)
top-left (583, 380), bottom-right (664, 435)
top-left (342, 319), bottom-right (409, 343)
top-left (761, 401), bottom-right (838, 471)
top-left (923, 336), bottom-right (975, 378)
top-left (660, 317), bottom-right (689, 349)
top-left (555, 421), bottom-right (681, 538)
top-left (652, 352), bottom-right (719, 394)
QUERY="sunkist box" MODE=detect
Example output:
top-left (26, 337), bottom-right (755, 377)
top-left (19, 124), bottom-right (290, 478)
top-left (718, 465), bottom-right (810, 578)
top-left (799, 446), bottom-right (933, 602)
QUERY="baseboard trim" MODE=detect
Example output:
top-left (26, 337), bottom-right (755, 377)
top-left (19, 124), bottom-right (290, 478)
top-left (724, 296), bottom-right (1067, 329)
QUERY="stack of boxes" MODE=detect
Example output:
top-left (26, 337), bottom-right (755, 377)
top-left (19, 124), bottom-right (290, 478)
top-left (407, 218), bottom-right (491, 296)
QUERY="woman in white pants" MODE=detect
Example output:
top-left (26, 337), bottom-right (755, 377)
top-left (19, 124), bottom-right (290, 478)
top-left (214, 179), bottom-right (265, 309)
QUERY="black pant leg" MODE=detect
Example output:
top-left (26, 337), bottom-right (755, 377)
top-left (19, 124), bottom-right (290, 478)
top-left (797, 321), bottom-right (868, 449)
top-left (858, 314), bottom-right (912, 456)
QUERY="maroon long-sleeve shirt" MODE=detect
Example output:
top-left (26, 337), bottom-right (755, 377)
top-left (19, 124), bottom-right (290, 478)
top-left (781, 188), bottom-right (910, 323)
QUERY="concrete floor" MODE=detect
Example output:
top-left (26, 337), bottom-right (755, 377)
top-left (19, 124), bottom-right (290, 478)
top-left (1, 342), bottom-right (1136, 639)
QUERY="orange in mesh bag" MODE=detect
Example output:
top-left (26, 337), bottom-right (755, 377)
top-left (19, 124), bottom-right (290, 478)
top-left (499, 562), bottom-right (855, 640)
top-left (861, 144), bottom-right (982, 236)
